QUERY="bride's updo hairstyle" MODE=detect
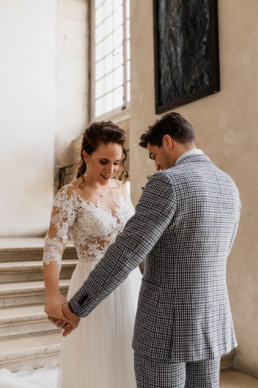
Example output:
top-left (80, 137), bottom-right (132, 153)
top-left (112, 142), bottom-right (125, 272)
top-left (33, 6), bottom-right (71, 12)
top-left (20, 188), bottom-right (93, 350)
top-left (76, 121), bottom-right (128, 187)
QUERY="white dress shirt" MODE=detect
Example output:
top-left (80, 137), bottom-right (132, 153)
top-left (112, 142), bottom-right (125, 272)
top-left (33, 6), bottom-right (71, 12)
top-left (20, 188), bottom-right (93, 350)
top-left (175, 149), bottom-right (204, 166)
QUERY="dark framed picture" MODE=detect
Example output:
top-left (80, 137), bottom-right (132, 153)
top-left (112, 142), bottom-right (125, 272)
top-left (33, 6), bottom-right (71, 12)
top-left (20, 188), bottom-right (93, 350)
top-left (59, 164), bottom-right (77, 189)
top-left (153, 0), bottom-right (220, 114)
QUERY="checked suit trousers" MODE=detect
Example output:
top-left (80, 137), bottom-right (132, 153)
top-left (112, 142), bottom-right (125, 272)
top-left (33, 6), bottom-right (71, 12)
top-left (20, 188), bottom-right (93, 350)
top-left (134, 352), bottom-right (221, 388)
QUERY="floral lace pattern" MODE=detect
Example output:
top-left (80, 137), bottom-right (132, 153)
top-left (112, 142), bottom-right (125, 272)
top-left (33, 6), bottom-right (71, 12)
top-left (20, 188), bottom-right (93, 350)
top-left (43, 183), bottom-right (135, 267)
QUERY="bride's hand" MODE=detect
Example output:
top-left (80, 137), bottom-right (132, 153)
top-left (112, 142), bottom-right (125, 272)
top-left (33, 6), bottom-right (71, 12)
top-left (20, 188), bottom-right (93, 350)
top-left (44, 293), bottom-right (68, 321)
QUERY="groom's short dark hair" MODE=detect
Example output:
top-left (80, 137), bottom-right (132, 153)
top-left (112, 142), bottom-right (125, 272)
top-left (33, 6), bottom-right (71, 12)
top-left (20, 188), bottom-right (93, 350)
top-left (139, 112), bottom-right (195, 148)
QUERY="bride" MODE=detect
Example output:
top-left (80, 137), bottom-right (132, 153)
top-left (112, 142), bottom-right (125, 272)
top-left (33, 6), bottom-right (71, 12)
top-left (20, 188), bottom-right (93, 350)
top-left (43, 121), bottom-right (142, 388)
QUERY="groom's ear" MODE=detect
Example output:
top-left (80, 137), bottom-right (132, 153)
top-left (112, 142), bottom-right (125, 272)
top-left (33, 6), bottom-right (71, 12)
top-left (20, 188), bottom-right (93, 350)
top-left (162, 135), bottom-right (173, 151)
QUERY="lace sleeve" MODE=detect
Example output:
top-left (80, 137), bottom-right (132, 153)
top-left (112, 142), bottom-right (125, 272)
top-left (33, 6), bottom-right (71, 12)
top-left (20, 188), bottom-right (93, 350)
top-left (43, 185), bottom-right (76, 267)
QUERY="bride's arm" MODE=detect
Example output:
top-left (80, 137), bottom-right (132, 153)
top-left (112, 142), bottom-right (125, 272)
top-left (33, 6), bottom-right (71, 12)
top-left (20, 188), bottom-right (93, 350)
top-left (43, 185), bottom-right (76, 320)
top-left (43, 261), bottom-right (68, 320)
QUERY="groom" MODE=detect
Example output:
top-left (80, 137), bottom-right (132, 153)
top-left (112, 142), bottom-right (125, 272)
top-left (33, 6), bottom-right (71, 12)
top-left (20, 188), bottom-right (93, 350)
top-left (58, 112), bottom-right (241, 387)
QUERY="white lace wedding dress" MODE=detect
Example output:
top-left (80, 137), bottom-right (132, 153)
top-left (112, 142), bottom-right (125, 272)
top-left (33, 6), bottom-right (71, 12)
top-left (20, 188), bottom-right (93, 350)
top-left (43, 183), bottom-right (141, 388)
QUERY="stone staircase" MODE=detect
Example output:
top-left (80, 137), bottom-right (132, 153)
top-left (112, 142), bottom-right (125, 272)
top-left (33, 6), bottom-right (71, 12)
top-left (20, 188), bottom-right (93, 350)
top-left (0, 239), bottom-right (235, 373)
top-left (0, 239), bottom-right (78, 372)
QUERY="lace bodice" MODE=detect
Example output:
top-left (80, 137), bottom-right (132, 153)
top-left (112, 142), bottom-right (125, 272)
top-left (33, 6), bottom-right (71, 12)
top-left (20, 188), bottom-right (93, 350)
top-left (43, 183), bottom-right (135, 267)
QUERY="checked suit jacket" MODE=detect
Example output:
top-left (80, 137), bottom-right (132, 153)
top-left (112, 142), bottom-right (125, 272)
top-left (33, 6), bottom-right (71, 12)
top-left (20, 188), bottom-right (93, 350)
top-left (69, 153), bottom-right (241, 362)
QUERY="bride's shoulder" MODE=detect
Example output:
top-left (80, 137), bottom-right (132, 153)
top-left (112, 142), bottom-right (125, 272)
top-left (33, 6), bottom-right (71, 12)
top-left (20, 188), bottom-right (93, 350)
top-left (57, 179), bottom-right (81, 199)
top-left (64, 178), bottom-right (90, 201)
top-left (68, 178), bottom-right (82, 191)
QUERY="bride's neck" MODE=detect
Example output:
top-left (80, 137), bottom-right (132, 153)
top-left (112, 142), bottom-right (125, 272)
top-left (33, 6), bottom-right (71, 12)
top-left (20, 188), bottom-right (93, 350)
top-left (83, 174), bottom-right (108, 190)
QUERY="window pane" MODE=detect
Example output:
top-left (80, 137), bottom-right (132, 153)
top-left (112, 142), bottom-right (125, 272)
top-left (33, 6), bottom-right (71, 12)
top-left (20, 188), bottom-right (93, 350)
top-left (96, 0), bottom-right (104, 8)
top-left (93, 0), bottom-right (130, 118)
top-left (95, 60), bottom-right (104, 80)
top-left (95, 23), bottom-right (104, 44)
top-left (113, 0), bottom-right (123, 10)
top-left (104, 54), bottom-right (113, 74)
top-left (104, 34), bottom-right (113, 56)
top-left (104, 0), bottom-right (113, 18)
top-left (96, 41), bottom-right (104, 62)
top-left (114, 26), bottom-right (123, 48)
top-left (96, 97), bottom-right (104, 117)
top-left (95, 5), bottom-right (104, 26)
top-left (104, 15), bottom-right (113, 36)
top-left (114, 6), bottom-right (123, 29)
top-left (114, 47), bottom-right (123, 68)
top-left (105, 92), bottom-right (114, 112)
top-left (114, 66), bottom-right (123, 88)
top-left (95, 78), bottom-right (104, 99)
top-left (104, 73), bottom-right (114, 94)
top-left (114, 86), bottom-right (123, 108)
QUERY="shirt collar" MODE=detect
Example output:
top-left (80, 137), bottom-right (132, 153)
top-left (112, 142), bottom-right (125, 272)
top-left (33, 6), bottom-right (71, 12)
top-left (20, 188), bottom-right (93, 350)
top-left (175, 149), bottom-right (204, 165)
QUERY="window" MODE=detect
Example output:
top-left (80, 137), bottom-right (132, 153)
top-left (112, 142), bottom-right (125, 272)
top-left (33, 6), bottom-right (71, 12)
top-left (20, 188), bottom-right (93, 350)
top-left (91, 0), bottom-right (130, 121)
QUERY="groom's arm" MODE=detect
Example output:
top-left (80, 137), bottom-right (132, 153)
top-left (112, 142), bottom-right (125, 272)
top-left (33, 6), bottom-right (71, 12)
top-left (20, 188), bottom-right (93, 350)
top-left (69, 172), bottom-right (176, 318)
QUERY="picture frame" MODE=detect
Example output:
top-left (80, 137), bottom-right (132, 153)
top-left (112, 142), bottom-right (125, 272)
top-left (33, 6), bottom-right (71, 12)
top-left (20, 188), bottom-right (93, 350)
top-left (153, 0), bottom-right (220, 114)
top-left (59, 164), bottom-right (77, 189)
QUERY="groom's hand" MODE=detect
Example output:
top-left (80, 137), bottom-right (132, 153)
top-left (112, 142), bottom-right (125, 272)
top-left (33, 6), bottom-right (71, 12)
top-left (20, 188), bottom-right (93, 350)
top-left (61, 302), bottom-right (80, 337)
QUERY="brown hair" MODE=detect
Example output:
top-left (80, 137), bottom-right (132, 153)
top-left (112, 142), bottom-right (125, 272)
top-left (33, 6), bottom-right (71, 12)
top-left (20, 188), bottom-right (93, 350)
top-left (76, 121), bottom-right (128, 187)
top-left (139, 112), bottom-right (195, 148)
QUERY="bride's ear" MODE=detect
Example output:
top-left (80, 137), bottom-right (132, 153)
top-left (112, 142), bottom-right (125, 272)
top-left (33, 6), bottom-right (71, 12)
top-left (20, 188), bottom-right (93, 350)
top-left (82, 150), bottom-right (89, 164)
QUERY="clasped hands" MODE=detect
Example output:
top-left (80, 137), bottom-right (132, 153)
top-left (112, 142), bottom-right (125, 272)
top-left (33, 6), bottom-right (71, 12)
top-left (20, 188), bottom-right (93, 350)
top-left (45, 294), bottom-right (80, 337)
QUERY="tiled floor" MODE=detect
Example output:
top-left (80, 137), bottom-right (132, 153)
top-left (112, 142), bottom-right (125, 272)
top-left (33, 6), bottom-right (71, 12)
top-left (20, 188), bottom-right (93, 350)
top-left (220, 369), bottom-right (258, 387)
top-left (0, 367), bottom-right (257, 387)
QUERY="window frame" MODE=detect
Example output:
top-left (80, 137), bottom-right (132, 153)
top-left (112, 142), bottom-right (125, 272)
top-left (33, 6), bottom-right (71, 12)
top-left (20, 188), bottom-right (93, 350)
top-left (90, 0), bottom-right (130, 123)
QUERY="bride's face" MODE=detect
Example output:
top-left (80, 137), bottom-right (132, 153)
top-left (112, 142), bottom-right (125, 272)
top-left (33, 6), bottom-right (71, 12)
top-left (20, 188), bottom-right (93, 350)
top-left (82, 142), bottom-right (123, 185)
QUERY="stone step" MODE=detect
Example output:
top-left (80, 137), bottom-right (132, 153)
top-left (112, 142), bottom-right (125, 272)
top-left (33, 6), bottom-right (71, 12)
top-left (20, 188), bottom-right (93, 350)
top-left (0, 279), bottom-right (69, 308)
top-left (0, 330), bottom-right (62, 372)
top-left (0, 260), bottom-right (78, 283)
top-left (0, 246), bottom-right (77, 262)
top-left (0, 304), bottom-right (60, 337)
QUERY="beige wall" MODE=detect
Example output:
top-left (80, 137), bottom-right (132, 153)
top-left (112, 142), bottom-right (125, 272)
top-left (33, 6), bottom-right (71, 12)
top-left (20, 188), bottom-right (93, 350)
top-left (0, 0), bottom-right (56, 237)
top-left (55, 0), bottom-right (90, 191)
top-left (130, 0), bottom-right (258, 377)
top-left (0, 0), bottom-right (90, 236)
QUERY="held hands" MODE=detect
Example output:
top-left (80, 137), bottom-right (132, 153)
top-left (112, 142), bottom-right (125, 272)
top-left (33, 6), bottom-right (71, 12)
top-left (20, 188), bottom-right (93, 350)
top-left (45, 293), bottom-right (80, 336)
top-left (61, 303), bottom-right (80, 337)
top-left (44, 293), bottom-right (69, 321)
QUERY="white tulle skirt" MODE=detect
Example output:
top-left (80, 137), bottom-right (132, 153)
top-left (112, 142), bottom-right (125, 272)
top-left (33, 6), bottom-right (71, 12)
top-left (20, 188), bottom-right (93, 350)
top-left (58, 261), bottom-right (142, 388)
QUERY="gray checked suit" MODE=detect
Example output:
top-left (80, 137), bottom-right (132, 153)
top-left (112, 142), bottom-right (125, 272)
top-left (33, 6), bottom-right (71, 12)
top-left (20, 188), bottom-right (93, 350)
top-left (69, 152), bottom-right (241, 382)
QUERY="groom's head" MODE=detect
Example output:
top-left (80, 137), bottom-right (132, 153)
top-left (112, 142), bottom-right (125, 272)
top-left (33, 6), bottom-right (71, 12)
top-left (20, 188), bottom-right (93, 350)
top-left (139, 112), bottom-right (196, 171)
